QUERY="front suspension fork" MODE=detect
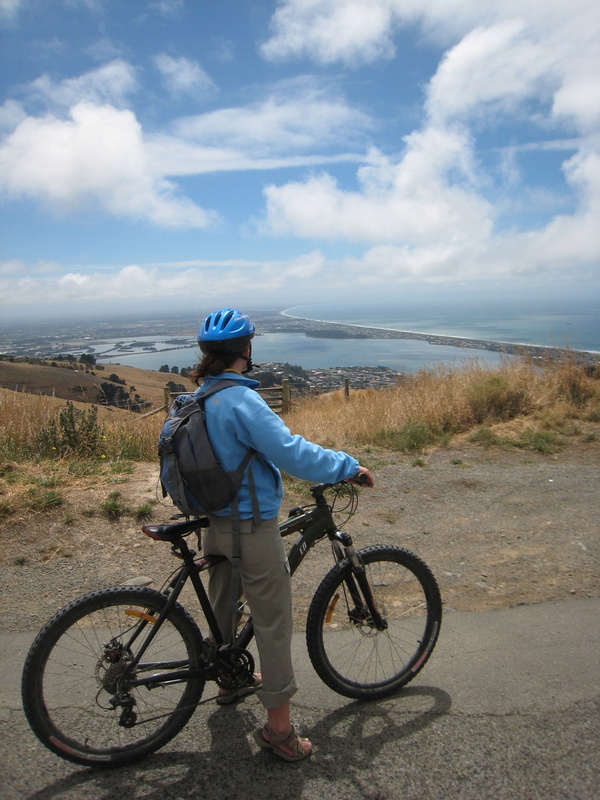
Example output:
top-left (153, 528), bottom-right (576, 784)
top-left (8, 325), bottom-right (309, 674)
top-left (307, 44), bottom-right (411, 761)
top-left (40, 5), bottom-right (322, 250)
top-left (330, 531), bottom-right (387, 631)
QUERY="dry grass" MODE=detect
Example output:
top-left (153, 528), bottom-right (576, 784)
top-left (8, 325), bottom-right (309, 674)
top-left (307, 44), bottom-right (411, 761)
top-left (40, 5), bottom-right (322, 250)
top-left (1, 355), bottom-right (598, 521)
top-left (1, 355), bottom-right (598, 467)
top-left (284, 355), bottom-right (600, 452)
top-left (0, 387), bottom-right (163, 462)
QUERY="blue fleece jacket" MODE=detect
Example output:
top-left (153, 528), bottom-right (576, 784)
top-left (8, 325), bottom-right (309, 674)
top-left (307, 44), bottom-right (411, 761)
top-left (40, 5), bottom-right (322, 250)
top-left (199, 372), bottom-right (359, 519)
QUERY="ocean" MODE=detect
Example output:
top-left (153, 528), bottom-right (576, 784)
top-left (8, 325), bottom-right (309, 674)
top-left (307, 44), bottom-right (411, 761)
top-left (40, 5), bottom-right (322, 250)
top-left (284, 300), bottom-right (600, 352)
top-left (86, 300), bottom-right (599, 374)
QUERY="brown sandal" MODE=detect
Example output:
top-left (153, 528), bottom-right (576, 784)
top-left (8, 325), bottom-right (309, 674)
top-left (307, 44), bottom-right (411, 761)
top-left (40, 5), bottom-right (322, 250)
top-left (216, 674), bottom-right (262, 705)
top-left (253, 724), bottom-right (312, 762)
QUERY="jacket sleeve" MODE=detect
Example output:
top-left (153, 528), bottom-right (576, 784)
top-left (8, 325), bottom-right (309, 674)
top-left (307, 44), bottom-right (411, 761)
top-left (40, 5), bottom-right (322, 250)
top-left (231, 387), bottom-right (359, 483)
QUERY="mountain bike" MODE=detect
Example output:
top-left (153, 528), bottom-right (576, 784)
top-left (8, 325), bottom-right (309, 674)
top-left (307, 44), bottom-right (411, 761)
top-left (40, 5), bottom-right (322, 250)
top-left (21, 479), bottom-right (442, 767)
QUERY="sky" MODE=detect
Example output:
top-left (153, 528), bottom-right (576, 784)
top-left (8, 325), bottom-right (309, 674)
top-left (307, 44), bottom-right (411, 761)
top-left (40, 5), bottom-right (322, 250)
top-left (0, 0), bottom-right (599, 324)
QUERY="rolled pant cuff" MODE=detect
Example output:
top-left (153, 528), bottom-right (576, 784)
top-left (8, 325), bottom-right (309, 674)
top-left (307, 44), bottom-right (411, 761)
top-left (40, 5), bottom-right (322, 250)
top-left (256, 678), bottom-right (298, 709)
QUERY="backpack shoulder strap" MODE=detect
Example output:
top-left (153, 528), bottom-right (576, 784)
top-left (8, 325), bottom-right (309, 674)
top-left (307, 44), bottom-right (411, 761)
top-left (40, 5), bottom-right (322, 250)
top-left (195, 378), bottom-right (240, 403)
top-left (196, 380), bottom-right (262, 643)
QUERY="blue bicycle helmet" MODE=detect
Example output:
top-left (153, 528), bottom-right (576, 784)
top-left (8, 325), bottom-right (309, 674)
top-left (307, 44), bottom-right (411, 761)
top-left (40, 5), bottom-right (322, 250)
top-left (198, 308), bottom-right (255, 354)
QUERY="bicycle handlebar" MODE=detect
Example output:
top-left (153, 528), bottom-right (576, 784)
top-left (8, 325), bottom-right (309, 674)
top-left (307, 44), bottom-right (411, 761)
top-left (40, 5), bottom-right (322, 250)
top-left (351, 473), bottom-right (373, 487)
top-left (309, 474), bottom-right (371, 501)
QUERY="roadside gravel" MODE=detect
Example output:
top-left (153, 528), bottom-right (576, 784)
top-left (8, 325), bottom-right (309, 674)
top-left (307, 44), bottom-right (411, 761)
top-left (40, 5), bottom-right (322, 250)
top-left (1, 434), bottom-right (598, 633)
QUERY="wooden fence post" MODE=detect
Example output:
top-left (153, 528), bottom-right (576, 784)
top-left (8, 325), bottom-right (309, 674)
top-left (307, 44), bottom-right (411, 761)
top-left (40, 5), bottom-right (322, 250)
top-left (344, 378), bottom-right (350, 400)
top-left (282, 379), bottom-right (291, 413)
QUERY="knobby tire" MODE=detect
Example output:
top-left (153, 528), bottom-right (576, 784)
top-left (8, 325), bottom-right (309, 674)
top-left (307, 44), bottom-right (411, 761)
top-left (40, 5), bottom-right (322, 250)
top-left (21, 586), bottom-right (205, 767)
top-left (306, 545), bottom-right (442, 699)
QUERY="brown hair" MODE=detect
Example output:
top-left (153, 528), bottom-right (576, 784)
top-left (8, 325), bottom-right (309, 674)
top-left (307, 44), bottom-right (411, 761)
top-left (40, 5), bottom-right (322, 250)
top-left (189, 352), bottom-right (239, 385)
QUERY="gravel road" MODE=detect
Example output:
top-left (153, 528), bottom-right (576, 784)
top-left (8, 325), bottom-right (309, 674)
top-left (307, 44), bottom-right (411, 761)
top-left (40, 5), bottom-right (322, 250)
top-left (2, 435), bottom-right (598, 633)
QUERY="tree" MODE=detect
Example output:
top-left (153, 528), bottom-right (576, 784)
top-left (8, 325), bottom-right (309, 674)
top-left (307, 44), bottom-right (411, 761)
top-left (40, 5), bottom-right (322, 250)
top-left (100, 382), bottom-right (129, 406)
top-left (166, 380), bottom-right (186, 393)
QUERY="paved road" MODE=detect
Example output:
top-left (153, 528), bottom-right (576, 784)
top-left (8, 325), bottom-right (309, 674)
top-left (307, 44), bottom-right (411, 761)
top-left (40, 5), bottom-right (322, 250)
top-left (2, 597), bottom-right (599, 800)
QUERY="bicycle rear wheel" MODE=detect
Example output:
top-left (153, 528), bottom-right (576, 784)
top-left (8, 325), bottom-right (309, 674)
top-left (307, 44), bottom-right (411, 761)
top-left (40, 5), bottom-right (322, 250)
top-left (22, 586), bottom-right (205, 767)
top-left (306, 545), bottom-right (442, 700)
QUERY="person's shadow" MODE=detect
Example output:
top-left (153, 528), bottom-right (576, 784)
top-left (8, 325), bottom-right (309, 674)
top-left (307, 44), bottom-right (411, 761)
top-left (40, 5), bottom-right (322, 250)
top-left (24, 685), bottom-right (451, 800)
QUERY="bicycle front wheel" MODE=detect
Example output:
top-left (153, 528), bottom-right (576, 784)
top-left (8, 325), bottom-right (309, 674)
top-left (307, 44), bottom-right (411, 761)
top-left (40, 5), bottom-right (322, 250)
top-left (306, 545), bottom-right (442, 700)
top-left (22, 586), bottom-right (205, 767)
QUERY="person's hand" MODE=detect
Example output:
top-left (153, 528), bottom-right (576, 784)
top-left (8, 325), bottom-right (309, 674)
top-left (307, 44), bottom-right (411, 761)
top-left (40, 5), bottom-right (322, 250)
top-left (349, 466), bottom-right (374, 487)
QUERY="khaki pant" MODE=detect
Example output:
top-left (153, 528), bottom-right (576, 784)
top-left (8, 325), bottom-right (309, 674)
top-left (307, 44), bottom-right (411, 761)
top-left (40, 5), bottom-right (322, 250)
top-left (204, 515), bottom-right (298, 709)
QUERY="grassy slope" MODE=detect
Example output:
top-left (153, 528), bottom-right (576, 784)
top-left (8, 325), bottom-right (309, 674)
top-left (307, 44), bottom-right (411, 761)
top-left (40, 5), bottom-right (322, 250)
top-left (0, 360), bottom-right (193, 408)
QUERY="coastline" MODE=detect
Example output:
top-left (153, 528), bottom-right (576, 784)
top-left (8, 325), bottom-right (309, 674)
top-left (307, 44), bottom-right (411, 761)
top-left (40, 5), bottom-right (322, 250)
top-left (277, 308), bottom-right (599, 363)
top-left (1, 310), bottom-right (597, 373)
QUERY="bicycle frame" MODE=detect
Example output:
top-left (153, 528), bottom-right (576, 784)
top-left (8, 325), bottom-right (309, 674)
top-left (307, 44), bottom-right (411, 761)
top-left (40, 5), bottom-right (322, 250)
top-left (127, 483), bottom-right (382, 689)
top-left (22, 476), bottom-right (444, 768)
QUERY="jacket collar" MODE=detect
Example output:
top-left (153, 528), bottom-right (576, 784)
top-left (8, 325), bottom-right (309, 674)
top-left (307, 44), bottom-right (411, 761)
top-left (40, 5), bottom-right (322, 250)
top-left (201, 372), bottom-right (260, 390)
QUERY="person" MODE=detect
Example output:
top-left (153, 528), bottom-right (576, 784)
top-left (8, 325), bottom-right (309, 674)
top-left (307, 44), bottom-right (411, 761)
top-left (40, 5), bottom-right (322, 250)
top-left (189, 308), bottom-right (374, 762)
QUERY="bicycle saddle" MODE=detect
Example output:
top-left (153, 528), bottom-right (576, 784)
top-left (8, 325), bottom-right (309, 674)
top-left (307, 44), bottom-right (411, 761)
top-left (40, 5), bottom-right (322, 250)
top-left (142, 517), bottom-right (209, 542)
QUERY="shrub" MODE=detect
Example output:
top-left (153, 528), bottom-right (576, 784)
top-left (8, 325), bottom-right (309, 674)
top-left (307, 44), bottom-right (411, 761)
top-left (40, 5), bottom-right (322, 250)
top-left (38, 402), bottom-right (104, 458)
top-left (25, 487), bottom-right (65, 511)
top-left (374, 421), bottom-right (435, 453)
top-left (0, 498), bottom-right (15, 518)
top-left (466, 374), bottom-right (528, 423)
top-left (135, 501), bottom-right (155, 521)
top-left (468, 426), bottom-right (500, 449)
top-left (100, 491), bottom-right (130, 520)
top-left (518, 429), bottom-right (562, 454)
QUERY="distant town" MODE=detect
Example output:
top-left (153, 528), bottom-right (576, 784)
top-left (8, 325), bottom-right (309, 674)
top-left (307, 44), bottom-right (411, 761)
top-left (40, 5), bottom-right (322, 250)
top-left (0, 309), bottom-right (596, 395)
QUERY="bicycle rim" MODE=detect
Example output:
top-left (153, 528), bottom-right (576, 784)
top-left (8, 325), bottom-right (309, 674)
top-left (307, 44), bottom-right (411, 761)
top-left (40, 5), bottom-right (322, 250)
top-left (22, 587), bottom-right (205, 767)
top-left (306, 546), bottom-right (442, 700)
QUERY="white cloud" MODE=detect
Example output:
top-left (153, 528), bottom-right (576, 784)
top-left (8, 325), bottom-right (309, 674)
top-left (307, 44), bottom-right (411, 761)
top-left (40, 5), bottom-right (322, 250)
top-left (27, 60), bottom-right (138, 110)
top-left (0, 99), bottom-right (27, 131)
top-left (142, 81), bottom-right (371, 176)
top-left (149, 0), bottom-right (184, 17)
top-left (0, 71), bottom-right (368, 227)
top-left (0, 102), bottom-right (214, 227)
top-left (1, 0), bottom-right (597, 313)
top-left (262, 0), bottom-right (600, 135)
top-left (173, 80), bottom-right (371, 155)
top-left (154, 54), bottom-right (217, 99)
top-left (325, 144), bottom-right (600, 283)
top-left (262, 131), bottom-right (492, 244)
top-left (0, 258), bottom-right (26, 275)
top-left (425, 20), bottom-right (555, 124)
top-left (262, 1), bottom-right (597, 59)
top-left (145, 135), bottom-right (362, 177)
top-left (0, 204), bottom-right (597, 316)
top-left (0, 256), bottom-right (329, 310)
top-left (262, 0), bottom-right (396, 64)
top-left (0, 0), bottom-right (23, 21)
top-left (258, 0), bottom-right (599, 290)
top-left (553, 71), bottom-right (600, 133)
top-left (260, 133), bottom-right (599, 282)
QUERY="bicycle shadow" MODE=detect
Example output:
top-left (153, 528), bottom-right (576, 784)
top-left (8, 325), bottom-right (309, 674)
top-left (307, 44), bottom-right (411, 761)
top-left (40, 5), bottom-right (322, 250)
top-left (24, 685), bottom-right (451, 800)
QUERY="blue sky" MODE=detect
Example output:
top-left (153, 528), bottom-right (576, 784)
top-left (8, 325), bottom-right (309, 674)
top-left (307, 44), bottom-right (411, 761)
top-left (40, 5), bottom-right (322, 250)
top-left (0, 0), bottom-right (599, 323)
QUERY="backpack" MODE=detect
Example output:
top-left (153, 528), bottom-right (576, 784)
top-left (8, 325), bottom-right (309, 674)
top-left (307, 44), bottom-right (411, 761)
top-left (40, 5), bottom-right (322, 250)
top-left (158, 380), bottom-right (255, 517)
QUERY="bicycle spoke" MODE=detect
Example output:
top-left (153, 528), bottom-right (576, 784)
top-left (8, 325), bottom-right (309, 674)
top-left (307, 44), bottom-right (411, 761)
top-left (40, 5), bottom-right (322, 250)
top-left (22, 587), bottom-right (204, 766)
top-left (306, 546), bottom-right (441, 699)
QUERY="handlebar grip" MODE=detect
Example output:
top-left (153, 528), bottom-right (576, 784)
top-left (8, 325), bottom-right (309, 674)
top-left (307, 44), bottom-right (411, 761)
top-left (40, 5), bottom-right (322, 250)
top-left (350, 473), bottom-right (373, 487)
